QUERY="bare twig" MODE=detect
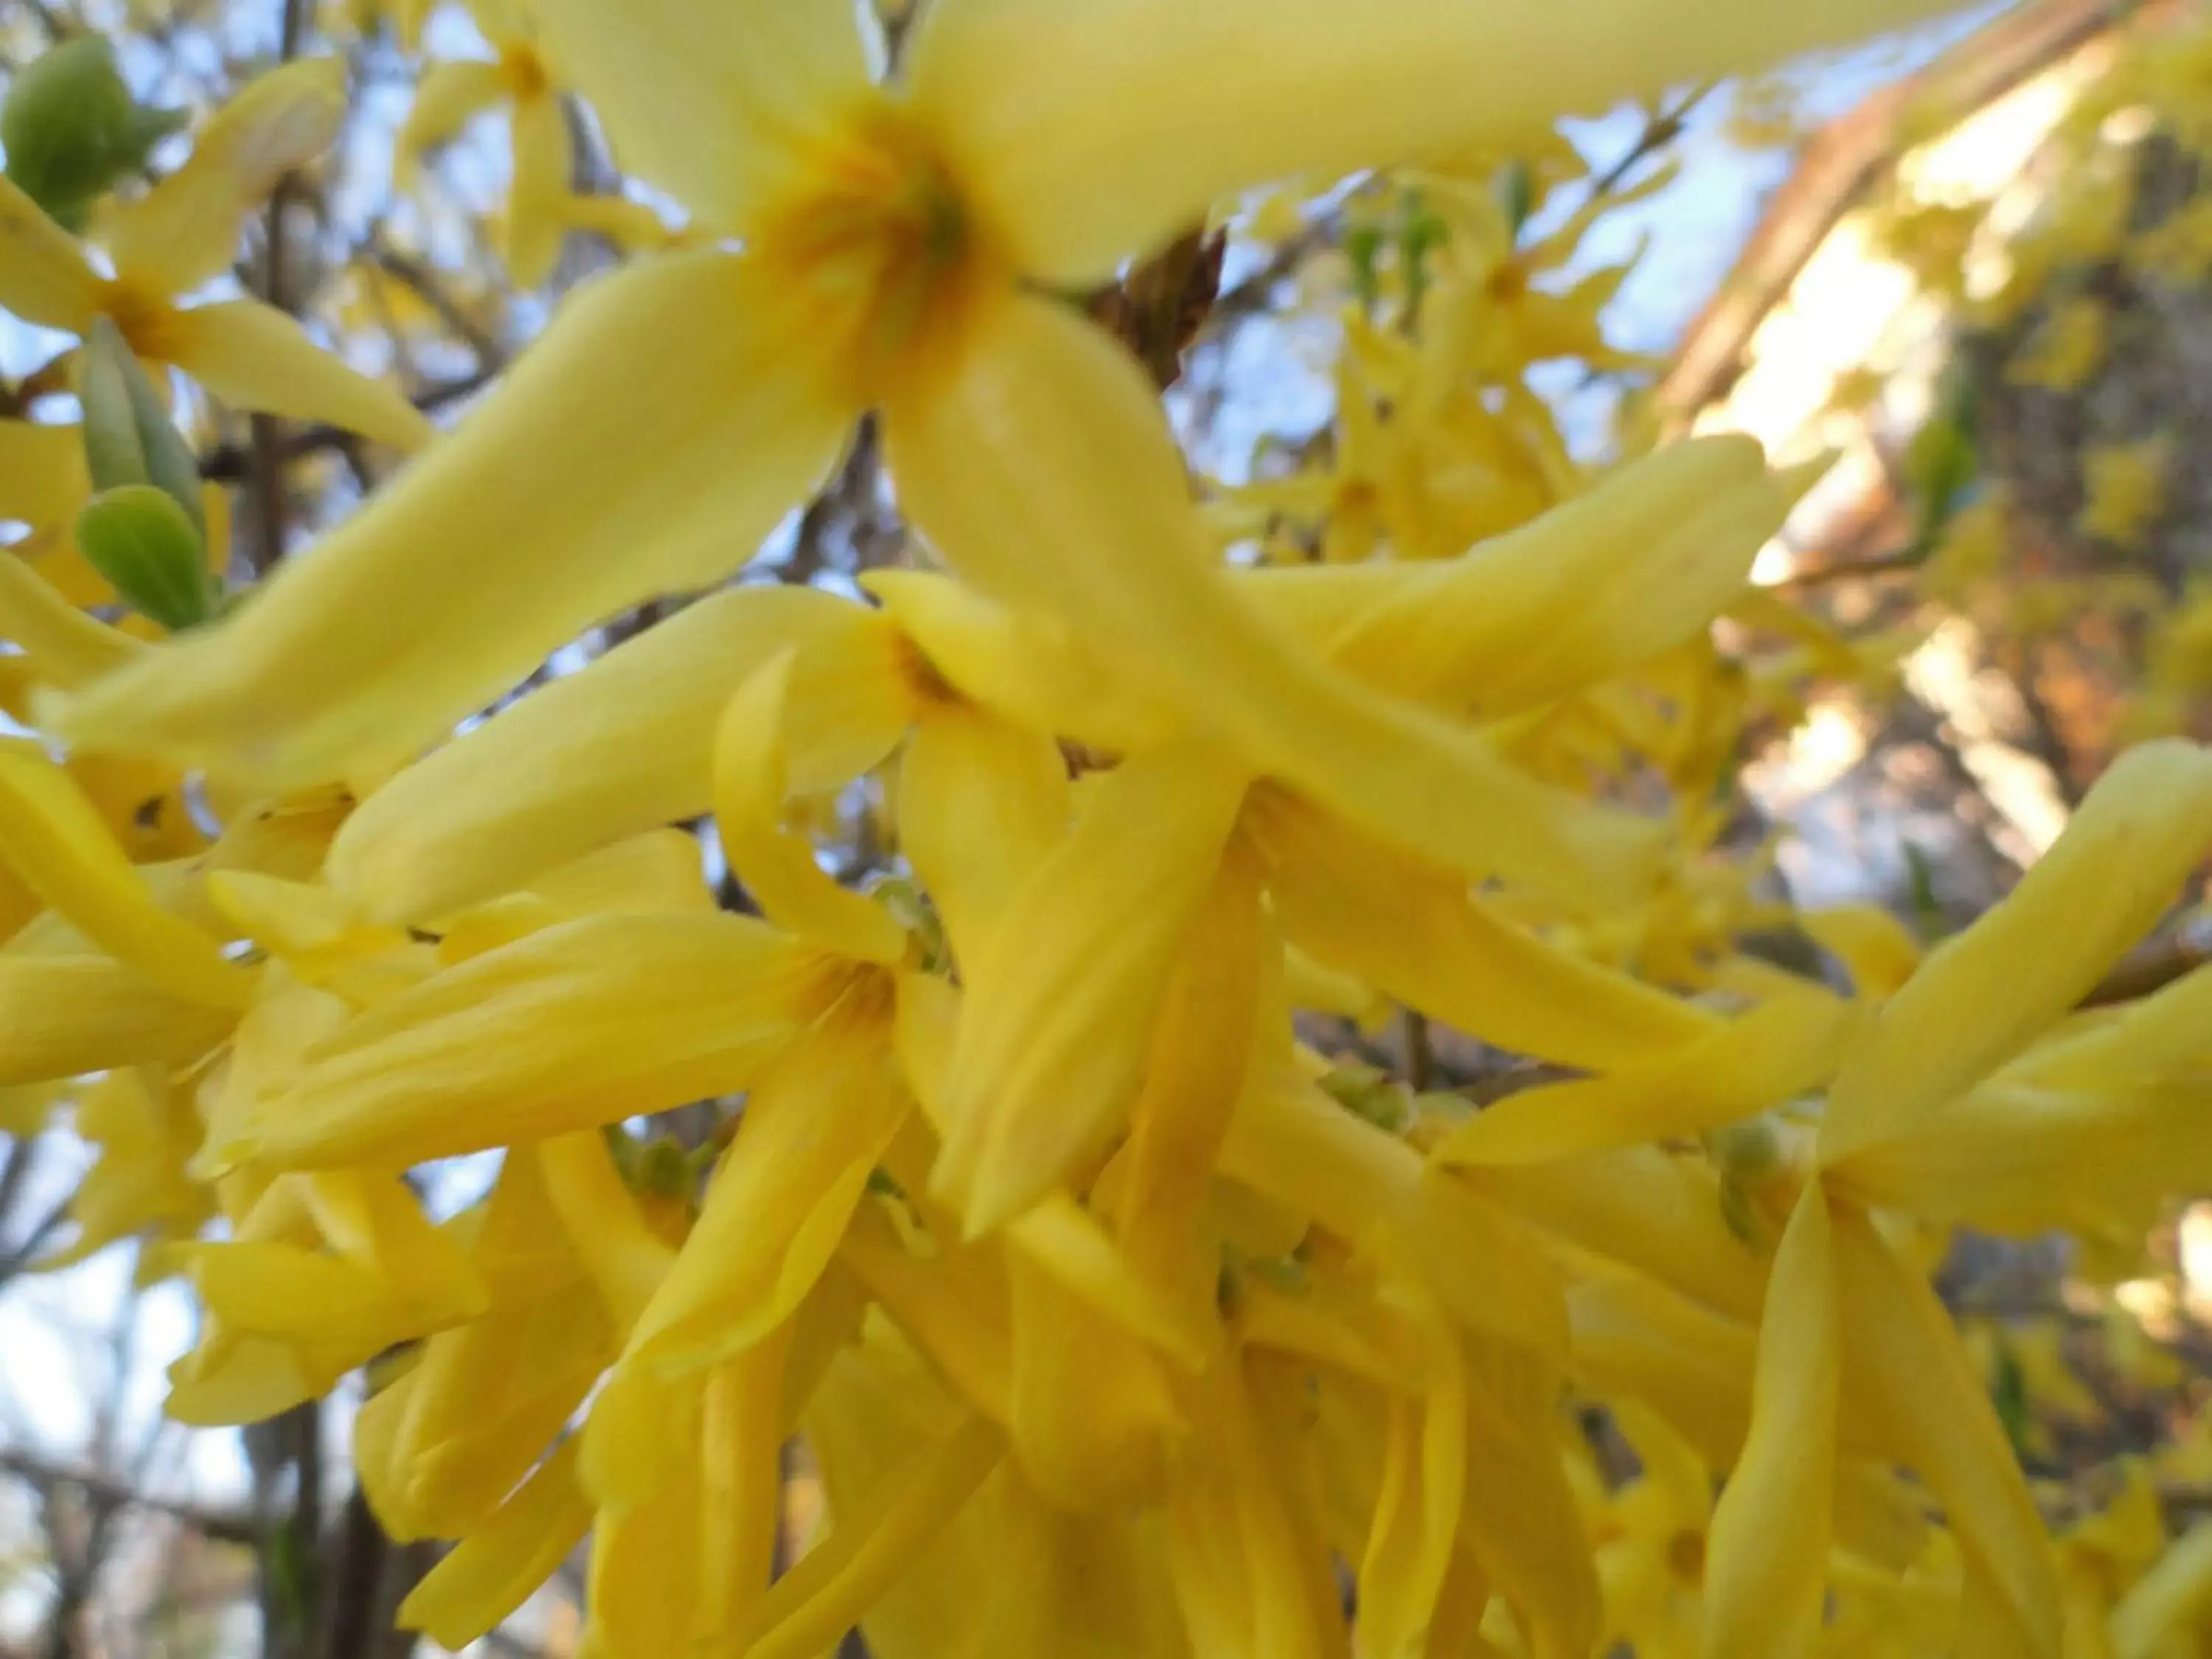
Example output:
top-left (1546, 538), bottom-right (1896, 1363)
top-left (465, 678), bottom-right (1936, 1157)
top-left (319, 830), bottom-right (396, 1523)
top-left (0, 1452), bottom-right (257, 1547)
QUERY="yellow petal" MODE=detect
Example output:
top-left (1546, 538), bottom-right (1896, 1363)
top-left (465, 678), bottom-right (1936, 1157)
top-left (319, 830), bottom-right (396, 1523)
top-left (1113, 838), bottom-right (1262, 1304)
top-left (398, 1439), bottom-right (594, 1650)
top-left (246, 912), bottom-right (836, 1169)
top-left (580, 1455), bottom-right (708, 1658)
top-left (1248, 785), bottom-right (1714, 1070)
top-left (538, 1131), bottom-right (676, 1333)
top-left (1832, 1077), bottom-right (2212, 1237)
top-left (911, 0), bottom-right (1971, 284)
top-left (860, 567), bottom-right (1181, 757)
top-left (1434, 987), bottom-right (1851, 1167)
top-left (0, 742), bottom-right (250, 1008)
top-left (625, 976), bottom-right (907, 1372)
top-left (1222, 1068), bottom-right (1568, 1358)
top-left (1453, 1335), bottom-right (1599, 1659)
top-left (714, 650), bottom-right (908, 965)
top-left (1823, 740), bottom-right (2212, 1162)
top-left (54, 250), bottom-right (855, 789)
top-left (886, 291), bottom-right (1659, 903)
top-left (895, 698), bottom-right (1069, 970)
top-left (503, 91), bottom-right (570, 289)
top-left (163, 298), bottom-right (434, 451)
top-left (1355, 1301), bottom-right (1468, 1659)
top-left (737, 1415), bottom-right (1004, 1659)
top-left (2110, 1523), bottom-right (2212, 1659)
top-left (1005, 1250), bottom-right (1180, 1511)
top-left (1830, 1200), bottom-right (2061, 1655)
top-left (934, 742), bottom-right (1246, 1232)
top-left (107, 59), bottom-right (347, 297)
top-left (529, 0), bottom-right (872, 234)
top-left (330, 583), bottom-right (909, 925)
top-left (0, 175), bottom-right (102, 331)
top-left (301, 1169), bottom-right (490, 1325)
top-left (396, 58), bottom-right (509, 181)
top-left (698, 1338), bottom-right (803, 1642)
top-left (0, 422), bottom-right (91, 534)
top-left (1247, 436), bottom-right (1787, 718)
top-left (1702, 1183), bottom-right (1838, 1659)
top-left (0, 540), bottom-right (142, 689)
top-left (1799, 902), bottom-right (1923, 998)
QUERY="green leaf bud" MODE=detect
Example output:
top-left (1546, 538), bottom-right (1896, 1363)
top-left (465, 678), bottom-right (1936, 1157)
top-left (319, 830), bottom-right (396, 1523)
top-left (74, 484), bottom-right (218, 631)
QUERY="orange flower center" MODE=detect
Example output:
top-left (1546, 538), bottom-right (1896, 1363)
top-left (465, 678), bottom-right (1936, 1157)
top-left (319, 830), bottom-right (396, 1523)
top-left (753, 102), bottom-right (1000, 404)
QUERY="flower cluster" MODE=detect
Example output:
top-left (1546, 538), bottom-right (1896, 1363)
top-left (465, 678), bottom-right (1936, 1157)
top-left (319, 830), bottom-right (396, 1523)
top-left (4, 1), bottom-right (2212, 1657)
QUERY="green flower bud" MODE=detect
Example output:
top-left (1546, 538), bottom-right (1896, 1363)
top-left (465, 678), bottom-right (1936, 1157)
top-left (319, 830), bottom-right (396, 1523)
top-left (2, 37), bottom-right (184, 232)
top-left (74, 484), bottom-right (219, 631)
top-left (1703, 1116), bottom-right (1784, 1183)
top-left (1345, 221), bottom-right (1384, 313)
top-left (869, 874), bottom-right (946, 972)
top-left (633, 1135), bottom-right (693, 1198)
top-left (80, 318), bottom-right (206, 533)
top-left (1321, 1062), bottom-right (1411, 1135)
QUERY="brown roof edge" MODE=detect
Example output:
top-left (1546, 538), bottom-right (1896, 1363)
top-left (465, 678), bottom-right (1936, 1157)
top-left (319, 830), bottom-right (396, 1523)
top-left (1658, 0), bottom-right (2135, 423)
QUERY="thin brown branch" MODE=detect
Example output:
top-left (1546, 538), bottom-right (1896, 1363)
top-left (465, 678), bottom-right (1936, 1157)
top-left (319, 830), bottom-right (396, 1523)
top-left (1762, 542), bottom-right (1930, 591)
top-left (1573, 82), bottom-right (1714, 215)
top-left (198, 369), bottom-right (493, 482)
top-left (0, 1452), bottom-right (257, 1548)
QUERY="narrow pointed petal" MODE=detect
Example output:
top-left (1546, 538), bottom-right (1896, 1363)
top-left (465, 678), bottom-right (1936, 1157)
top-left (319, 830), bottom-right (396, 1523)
top-left (503, 91), bottom-right (570, 289)
top-left (1830, 1201), bottom-right (2062, 1655)
top-left (536, 1133), bottom-right (676, 1333)
top-left (0, 422), bottom-right (91, 535)
top-left (934, 743), bottom-right (1245, 1232)
top-left (394, 60), bottom-right (509, 182)
top-left (580, 1457), bottom-right (708, 1657)
top-left (398, 1439), bottom-right (594, 1650)
top-left (1832, 1077), bottom-right (2212, 1236)
top-left (53, 251), bottom-right (855, 788)
top-left (715, 651), bottom-right (908, 965)
top-left (1482, 1147), bottom-right (1769, 1324)
top-left (1357, 1317), bottom-right (1468, 1659)
top-left (330, 584), bottom-right (910, 925)
top-left (1702, 1184), bottom-right (1838, 1659)
top-left (1248, 785), bottom-right (1716, 1070)
top-left (1005, 1251), bottom-right (1180, 1510)
top-left (896, 699), bottom-right (1068, 970)
top-left (625, 979), bottom-right (908, 1371)
top-left (0, 176), bottom-right (102, 331)
top-left (1799, 902), bottom-right (1923, 998)
top-left (0, 543), bottom-right (142, 689)
top-left (1435, 987), bottom-right (1851, 1167)
top-left (1113, 841), bottom-right (1262, 1301)
top-left (884, 291), bottom-right (1661, 904)
top-left (1245, 436), bottom-right (1788, 718)
top-left (529, 0), bottom-right (872, 234)
top-left (736, 1416), bottom-right (1004, 1659)
top-left (0, 743), bottom-right (251, 1008)
top-left (1453, 1335), bottom-right (1599, 1659)
top-left (914, 0), bottom-right (1972, 285)
top-left (2110, 1523), bottom-right (2212, 1659)
top-left (1823, 740), bottom-right (2212, 1161)
top-left (163, 299), bottom-right (434, 451)
top-left (246, 912), bottom-right (837, 1169)
top-left (107, 59), bottom-right (347, 297)
top-left (861, 568), bottom-right (1181, 757)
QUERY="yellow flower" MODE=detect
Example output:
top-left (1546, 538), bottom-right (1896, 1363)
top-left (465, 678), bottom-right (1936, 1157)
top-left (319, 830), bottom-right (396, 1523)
top-left (54, 0), bottom-right (1980, 888)
top-left (0, 60), bottom-right (431, 458)
top-left (36, 1067), bottom-right (214, 1272)
top-left (397, 0), bottom-right (571, 287)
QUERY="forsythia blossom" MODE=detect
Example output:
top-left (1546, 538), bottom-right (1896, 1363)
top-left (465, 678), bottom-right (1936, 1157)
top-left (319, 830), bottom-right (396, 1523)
top-left (3, 1), bottom-right (2212, 1658)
